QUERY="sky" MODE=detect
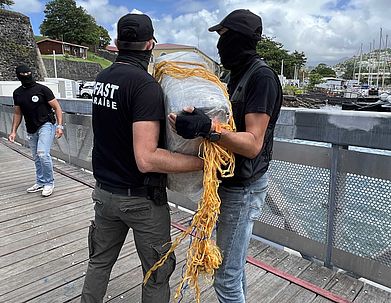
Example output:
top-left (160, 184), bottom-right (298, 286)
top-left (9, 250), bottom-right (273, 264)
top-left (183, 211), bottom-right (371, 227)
top-left (9, 0), bottom-right (391, 66)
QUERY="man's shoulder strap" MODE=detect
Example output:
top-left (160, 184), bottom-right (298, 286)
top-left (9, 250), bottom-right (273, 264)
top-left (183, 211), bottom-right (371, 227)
top-left (231, 58), bottom-right (269, 102)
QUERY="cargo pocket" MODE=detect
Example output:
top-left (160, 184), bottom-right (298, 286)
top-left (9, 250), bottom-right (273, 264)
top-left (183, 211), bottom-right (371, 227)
top-left (151, 242), bottom-right (176, 285)
top-left (87, 220), bottom-right (96, 259)
top-left (92, 190), bottom-right (104, 215)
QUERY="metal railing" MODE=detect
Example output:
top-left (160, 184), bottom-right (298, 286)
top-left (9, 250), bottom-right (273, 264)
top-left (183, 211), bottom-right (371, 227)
top-left (1, 96), bottom-right (390, 288)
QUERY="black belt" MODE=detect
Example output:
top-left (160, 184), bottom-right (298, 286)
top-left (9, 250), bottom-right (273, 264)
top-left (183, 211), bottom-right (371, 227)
top-left (96, 181), bottom-right (149, 197)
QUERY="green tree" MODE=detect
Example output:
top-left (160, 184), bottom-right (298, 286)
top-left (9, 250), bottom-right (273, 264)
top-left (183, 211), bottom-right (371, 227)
top-left (308, 73), bottom-right (323, 89)
top-left (0, 0), bottom-right (14, 8)
top-left (40, 0), bottom-right (99, 46)
top-left (256, 36), bottom-right (287, 73)
top-left (311, 63), bottom-right (336, 77)
top-left (97, 25), bottom-right (111, 49)
top-left (256, 36), bottom-right (307, 78)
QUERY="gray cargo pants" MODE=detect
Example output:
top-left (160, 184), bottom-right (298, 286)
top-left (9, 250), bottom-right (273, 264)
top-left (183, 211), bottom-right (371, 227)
top-left (80, 186), bottom-right (176, 303)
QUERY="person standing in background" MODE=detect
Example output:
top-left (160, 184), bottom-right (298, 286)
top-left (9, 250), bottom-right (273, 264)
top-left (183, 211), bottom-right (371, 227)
top-left (8, 64), bottom-right (63, 197)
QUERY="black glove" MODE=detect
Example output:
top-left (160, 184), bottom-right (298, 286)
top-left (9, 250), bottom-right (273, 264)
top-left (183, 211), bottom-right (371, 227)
top-left (175, 108), bottom-right (212, 139)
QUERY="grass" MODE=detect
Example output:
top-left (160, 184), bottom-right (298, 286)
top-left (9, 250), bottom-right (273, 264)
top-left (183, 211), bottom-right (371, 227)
top-left (41, 51), bottom-right (112, 69)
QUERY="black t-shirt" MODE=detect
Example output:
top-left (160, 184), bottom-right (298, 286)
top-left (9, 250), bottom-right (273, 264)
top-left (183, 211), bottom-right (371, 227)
top-left (223, 58), bottom-right (283, 186)
top-left (92, 62), bottom-right (166, 188)
top-left (13, 83), bottom-right (56, 134)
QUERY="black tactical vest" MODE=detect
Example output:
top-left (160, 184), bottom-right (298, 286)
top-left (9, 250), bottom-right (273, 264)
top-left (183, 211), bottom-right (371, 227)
top-left (222, 59), bottom-right (282, 187)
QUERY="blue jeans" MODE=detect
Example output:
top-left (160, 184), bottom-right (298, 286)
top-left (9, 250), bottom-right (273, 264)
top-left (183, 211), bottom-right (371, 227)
top-left (28, 122), bottom-right (56, 186)
top-left (214, 174), bottom-right (268, 303)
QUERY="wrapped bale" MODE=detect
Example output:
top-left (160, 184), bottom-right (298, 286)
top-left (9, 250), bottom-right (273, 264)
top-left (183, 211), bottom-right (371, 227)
top-left (156, 52), bottom-right (230, 202)
top-left (155, 52), bottom-right (230, 201)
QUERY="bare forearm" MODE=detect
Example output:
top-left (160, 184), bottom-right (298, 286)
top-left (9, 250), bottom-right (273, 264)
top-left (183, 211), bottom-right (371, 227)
top-left (139, 148), bottom-right (203, 174)
top-left (11, 114), bottom-right (22, 133)
top-left (218, 130), bottom-right (263, 159)
top-left (55, 107), bottom-right (63, 125)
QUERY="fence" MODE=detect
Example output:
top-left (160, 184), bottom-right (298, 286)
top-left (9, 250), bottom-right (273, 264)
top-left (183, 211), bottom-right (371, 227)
top-left (1, 96), bottom-right (390, 289)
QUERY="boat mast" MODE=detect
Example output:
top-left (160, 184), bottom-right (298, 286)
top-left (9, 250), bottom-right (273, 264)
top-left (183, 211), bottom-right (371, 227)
top-left (357, 43), bottom-right (363, 84)
top-left (376, 28), bottom-right (382, 88)
top-left (368, 42), bottom-right (373, 86)
top-left (382, 34), bottom-right (388, 88)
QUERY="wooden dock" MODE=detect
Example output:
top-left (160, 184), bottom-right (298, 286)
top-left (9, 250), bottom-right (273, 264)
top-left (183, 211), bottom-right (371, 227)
top-left (0, 140), bottom-right (390, 303)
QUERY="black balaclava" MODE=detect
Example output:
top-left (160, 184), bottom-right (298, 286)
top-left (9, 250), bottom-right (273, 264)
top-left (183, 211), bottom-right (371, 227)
top-left (217, 30), bottom-right (258, 71)
top-left (16, 65), bottom-right (36, 88)
top-left (116, 49), bottom-right (152, 71)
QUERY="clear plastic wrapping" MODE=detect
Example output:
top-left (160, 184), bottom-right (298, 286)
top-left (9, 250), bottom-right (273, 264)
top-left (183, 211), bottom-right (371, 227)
top-left (155, 52), bottom-right (230, 201)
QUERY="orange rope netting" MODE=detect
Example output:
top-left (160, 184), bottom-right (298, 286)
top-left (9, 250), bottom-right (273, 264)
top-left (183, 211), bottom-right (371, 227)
top-left (144, 60), bottom-right (235, 303)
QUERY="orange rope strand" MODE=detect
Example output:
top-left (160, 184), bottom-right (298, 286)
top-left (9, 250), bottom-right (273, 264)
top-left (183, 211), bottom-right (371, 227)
top-left (144, 60), bottom-right (235, 303)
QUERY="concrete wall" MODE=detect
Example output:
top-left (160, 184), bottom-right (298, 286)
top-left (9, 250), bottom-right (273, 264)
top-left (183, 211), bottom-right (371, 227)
top-left (0, 9), bottom-right (46, 81)
top-left (97, 49), bottom-right (117, 63)
top-left (43, 58), bottom-right (102, 81)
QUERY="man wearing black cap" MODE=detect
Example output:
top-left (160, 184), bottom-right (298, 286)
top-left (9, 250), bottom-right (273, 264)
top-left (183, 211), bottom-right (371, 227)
top-left (169, 9), bottom-right (283, 302)
top-left (8, 65), bottom-right (63, 197)
top-left (80, 13), bottom-right (204, 303)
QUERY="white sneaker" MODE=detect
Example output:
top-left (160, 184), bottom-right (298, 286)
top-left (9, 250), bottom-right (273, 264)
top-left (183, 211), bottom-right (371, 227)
top-left (27, 184), bottom-right (44, 193)
top-left (42, 185), bottom-right (54, 197)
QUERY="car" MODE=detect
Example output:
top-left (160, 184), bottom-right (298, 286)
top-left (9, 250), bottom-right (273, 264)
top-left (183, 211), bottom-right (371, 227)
top-left (79, 82), bottom-right (95, 99)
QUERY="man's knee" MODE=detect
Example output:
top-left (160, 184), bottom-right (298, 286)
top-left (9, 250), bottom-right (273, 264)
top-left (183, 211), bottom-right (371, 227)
top-left (37, 150), bottom-right (50, 161)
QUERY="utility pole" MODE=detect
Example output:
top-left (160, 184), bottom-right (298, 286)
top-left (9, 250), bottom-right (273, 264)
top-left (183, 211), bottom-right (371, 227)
top-left (53, 50), bottom-right (57, 78)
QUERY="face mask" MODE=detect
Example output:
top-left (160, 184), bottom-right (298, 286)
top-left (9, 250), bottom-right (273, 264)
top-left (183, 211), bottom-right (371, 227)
top-left (116, 49), bottom-right (152, 71)
top-left (16, 65), bottom-right (36, 88)
top-left (217, 31), bottom-right (257, 70)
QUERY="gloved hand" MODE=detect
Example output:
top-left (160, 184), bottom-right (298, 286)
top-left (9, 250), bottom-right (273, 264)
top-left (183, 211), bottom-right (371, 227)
top-left (175, 108), bottom-right (212, 139)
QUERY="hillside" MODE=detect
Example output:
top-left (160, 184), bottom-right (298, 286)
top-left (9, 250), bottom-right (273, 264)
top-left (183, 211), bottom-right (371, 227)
top-left (41, 51), bottom-right (112, 69)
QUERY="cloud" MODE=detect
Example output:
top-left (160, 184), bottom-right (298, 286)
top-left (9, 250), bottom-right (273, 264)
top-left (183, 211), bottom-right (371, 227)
top-left (77, 0), bottom-right (129, 25)
top-left (12, 0), bottom-right (42, 14)
top-left (76, 0), bottom-right (391, 65)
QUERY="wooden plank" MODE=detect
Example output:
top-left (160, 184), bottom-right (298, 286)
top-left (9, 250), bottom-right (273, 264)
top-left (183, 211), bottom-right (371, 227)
top-left (297, 262), bottom-right (336, 287)
top-left (279, 261), bottom-right (336, 303)
top-left (0, 187), bottom-right (92, 222)
top-left (0, 236), bottom-right (138, 303)
top-left (0, 226), bottom-right (89, 270)
top-left (323, 272), bottom-right (364, 301)
top-left (0, 232), bottom-right (132, 296)
top-left (24, 229), bottom-right (182, 303)
top-left (274, 252), bottom-right (312, 276)
top-left (353, 283), bottom-right (391, 303)
top-left (247, 272), bottom-right (290, 302)
top-left (0, 203), bottom-right (92, 239)
top-left (253, 245), bottom-right (290, 267)
top-left (269, 284), bottom-right (318, 303)
top-left (0, 178), bottom-right (84, 207)
top-left (0, 199), bottom-right (91, 236)
top-left (264, 254), bottom-right (314, 303)
top-left (0, 212), bottom-right (92, 251)
top-left (0, 236), bottom-right (87, 280)
top-left (311, 296), bottom-right (336, 303)
top-left (248, 237), bottom-right (270, 257)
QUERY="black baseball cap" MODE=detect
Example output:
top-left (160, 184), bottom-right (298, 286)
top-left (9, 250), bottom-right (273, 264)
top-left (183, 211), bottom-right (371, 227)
top-left (117, 13), bottom-right (157, 49)
top-left (208, 9), bottom-right (262, 41)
